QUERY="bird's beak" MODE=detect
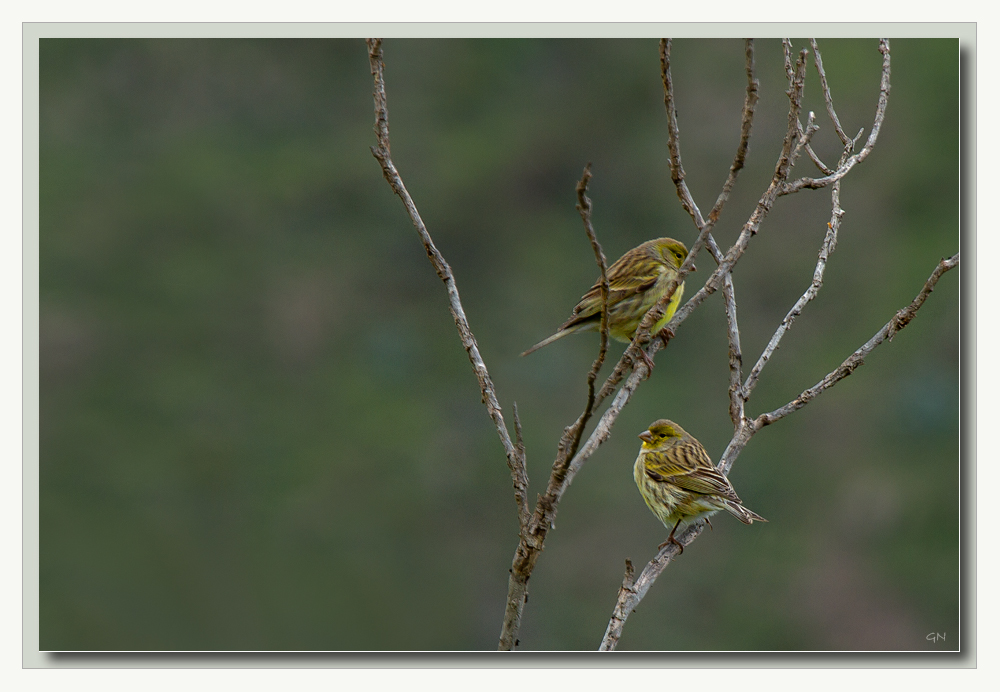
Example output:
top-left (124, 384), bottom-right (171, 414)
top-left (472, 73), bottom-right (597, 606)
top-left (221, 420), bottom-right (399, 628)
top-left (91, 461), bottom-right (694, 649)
top-left (638, 431), bottom-right (654, 444)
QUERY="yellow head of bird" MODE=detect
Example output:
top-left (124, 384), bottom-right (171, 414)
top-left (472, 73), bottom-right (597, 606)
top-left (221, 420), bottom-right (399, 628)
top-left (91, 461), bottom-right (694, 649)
top-left (651, 238), bottom-right (693, 271)
top-left (638, 418), bottom-right (686, 448)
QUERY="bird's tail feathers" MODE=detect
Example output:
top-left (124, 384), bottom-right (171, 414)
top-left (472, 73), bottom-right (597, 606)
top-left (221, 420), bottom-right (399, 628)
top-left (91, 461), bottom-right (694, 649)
top-left (723, 500), bottom-right (767, 525)
top-left (520, 327), bottom-right (576, 357)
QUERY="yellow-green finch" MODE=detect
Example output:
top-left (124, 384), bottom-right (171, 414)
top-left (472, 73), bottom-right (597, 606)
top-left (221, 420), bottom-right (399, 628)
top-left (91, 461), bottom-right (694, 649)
top-left (634, 419), bottom-right (765, 553)
top-left (521, 237), bottom-right (691, 358)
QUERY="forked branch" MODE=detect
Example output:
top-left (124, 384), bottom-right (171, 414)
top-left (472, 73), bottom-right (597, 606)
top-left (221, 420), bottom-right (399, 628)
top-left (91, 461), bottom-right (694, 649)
top-left (366, 39), bottom-right (529, 529)
top-left (752, 253), bottom-right (959, 431)
top-left (780, 39), bottom-right (891, 195)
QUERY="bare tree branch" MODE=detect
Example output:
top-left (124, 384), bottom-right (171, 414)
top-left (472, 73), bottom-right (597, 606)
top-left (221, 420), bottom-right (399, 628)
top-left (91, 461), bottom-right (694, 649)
top-left (716, 252), bottom-right (959, 474)
top-left (723, 270), bottom-right (744, 426)
top-left (600, 520), bottom-right (704, 650)
top-left (601, 252), bottom-right (957, 650)
top-left (675, 39), bottom-right (756, 428)
top-left (753, 252), bottom-right (959, 429)
top-left (365, 38), bottom-right (529, 531)
top-left (511, 403), bottom-right (530, 530)
top-left (743, 202), bottom-right (842, 398)
top-left (780, 39), bottom-right (891, 195)
top-left (599, 559), bottom-right (636, 651)
top-left (711, 39), bottom-right (759, 226)
top-left (660, 39), bottom-right (759, 233)
top-left (666, 46), bottom-right (809, 321)
top-left (810, 38), bottom-right (852, 147)
top-left (557, 164), bottom-right (612, 467)
top-left (496, 165), bottom-right (618, 651)
top-left (789, 110), bottom-right (820, 171)
top-left (368, 38), bottom-right (547, 650)
top-left (783, 39), bottom-right (794, 82)
top-left (787, 39), bottom-right (835, 175)
top-left (744, 77), bottom-right (865, 400)
top-left (717, 38), bottom-right (891, 474)
top-left (803, 139), bottom-right (834, 175)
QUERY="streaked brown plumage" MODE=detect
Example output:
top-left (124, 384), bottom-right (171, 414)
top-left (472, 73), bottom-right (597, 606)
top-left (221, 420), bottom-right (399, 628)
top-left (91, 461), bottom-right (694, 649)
top-left (634, 419), bottom-right (765, 553)
top-left (521, 237), bottom-right (691, 357)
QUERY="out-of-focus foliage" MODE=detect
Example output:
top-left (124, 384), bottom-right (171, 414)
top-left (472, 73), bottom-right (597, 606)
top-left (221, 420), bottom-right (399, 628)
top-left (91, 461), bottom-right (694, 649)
top-left (39, 38), bottom-right (960, 651)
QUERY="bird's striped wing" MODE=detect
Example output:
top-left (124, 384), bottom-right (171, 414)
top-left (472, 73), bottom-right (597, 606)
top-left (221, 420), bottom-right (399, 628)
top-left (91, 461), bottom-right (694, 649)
top-left (642, 440), bottom-right (740, 500)
top-left (562, 255), bottom-right (663, 329)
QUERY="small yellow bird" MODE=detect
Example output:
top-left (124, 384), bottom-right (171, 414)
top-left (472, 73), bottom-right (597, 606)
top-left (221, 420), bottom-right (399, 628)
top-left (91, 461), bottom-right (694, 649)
top-left (521, 237), bottom-right (691, 358)
top-left (634, 419), bottom-right (765, 553)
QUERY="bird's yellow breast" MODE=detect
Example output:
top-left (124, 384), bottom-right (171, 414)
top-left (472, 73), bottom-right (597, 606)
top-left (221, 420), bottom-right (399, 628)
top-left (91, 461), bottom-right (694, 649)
top-left (607, 271), bottom-right (685, 343)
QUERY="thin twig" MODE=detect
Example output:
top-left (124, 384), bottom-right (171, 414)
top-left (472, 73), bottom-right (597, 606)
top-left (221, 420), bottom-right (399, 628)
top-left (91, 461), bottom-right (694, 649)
top-left (789, 110), bottom-right (820, 172)
top-left (600, 520), bottom-right (705, 650)
top-left (599, 559), bottom-right (636, 651)
top-left (662, 38), bottom-right (759, 231)
top-left (717, 252), bottom-right (959, 472)
top-left (781, 40), bottom-right (891, 195)
top-left (511, 403), bottom-right (530, 530)
top-left (783, 39), bottom-right (794, 83)
top-left (496, 166), bottom-right (612, 651)
top-left (557, 164), bottom-right (611, 467)
top-left (753, 253), bottom-right (960, 429)
top-left (743, 110), bottom-right (860, 399)
top-left (668, 46), bottom-right (809, 318)
top-left (723, 270), bottom-right (744, 426)
top-left (709, 39), bottom-right (759, 225)
top-left (810, 38), bottom-right (852, 147)
top-left (743, 198), bottom-right (843, 397)
top-left (803, 136), bottom-right (834, 174)
top-left (365, 38), bottom-right (530, 535)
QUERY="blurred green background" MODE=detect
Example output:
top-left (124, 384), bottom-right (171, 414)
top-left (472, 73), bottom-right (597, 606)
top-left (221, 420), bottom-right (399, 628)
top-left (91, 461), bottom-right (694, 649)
top-left (38, 38), bottom-right (960, 651)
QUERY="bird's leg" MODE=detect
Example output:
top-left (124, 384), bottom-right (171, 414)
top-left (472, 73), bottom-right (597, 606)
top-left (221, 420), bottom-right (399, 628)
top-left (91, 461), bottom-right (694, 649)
top-left (635, 348), bottom-right (656, 373)
top-left (705, 517), bottom-right (713, 531)
top-left (657, 518), bottom-right (685, 554)
top-left (657, 326), bottom-right (675, 349)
